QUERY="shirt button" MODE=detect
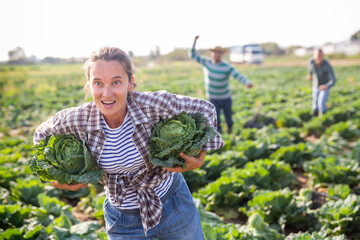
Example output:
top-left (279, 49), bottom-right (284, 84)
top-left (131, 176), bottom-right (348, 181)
top-left (97, 146), bottom-right (101, 150)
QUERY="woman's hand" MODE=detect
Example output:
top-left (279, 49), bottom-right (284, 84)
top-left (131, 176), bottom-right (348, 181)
top-left (165, 150), bottom-right (206, 173)
top-left (51, 181), bottom-right (88, 191)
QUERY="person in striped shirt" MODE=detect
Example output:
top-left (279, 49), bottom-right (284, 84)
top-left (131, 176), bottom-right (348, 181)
top-left (191, 35), bottom-right (253, 134)
top-left (34, 47), bottom-right (224, 239)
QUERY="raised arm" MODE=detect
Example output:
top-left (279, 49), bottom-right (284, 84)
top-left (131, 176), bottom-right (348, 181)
top-left (190, 35), bottom-right (206, 65)
top-left (193, 35), bottom-right (199, 49)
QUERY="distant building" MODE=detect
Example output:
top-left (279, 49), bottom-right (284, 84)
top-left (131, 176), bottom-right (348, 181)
top-left (294, 47), bottom-right (313, 57)
top-left (322, 40), bottom-right (360, 56)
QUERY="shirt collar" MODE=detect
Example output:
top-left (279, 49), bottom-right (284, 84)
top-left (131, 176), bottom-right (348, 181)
top-left (126, 92), bottom-right (150, 125)
top-left (86, 102), bottom-right (103, 132)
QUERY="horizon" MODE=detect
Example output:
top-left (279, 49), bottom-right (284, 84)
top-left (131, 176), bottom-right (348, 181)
top-left (1, 0), bottom-right (360, 61)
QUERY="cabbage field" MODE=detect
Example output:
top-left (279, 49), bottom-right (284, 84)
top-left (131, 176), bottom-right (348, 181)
top-left (1, 61), bottom-right (360, 239)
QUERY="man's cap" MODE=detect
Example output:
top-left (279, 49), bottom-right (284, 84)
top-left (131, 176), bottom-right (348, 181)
top-left (210, 46), bottom-right (226, 53)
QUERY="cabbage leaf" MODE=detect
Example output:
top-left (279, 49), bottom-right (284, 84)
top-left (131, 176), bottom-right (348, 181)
top-left (149, 112), bottom-right (216, 168)
top-left (28, 135), bottom-right (103, 184)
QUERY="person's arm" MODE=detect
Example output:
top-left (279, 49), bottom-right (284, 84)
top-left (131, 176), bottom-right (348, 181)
top-left (190, 35), bottom-right (206, 65)
top-left (33, 107), bottom-right (77, 145)
top-left (307, 59), bottom-right (313, 81)
top-left (166, 150), bottom-right (206, 173)
top-left (325, 62), bottom-right (336, 89)
top-left (33, 107), bottom-right (90, 191)
top-left (229, 66), bottom-right (253, 88)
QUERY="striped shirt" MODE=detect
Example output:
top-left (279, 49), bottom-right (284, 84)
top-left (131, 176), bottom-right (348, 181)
top-left (191, 47), bottom-right (251, 100)
top-left (33, 90), bottom-right (224, 235)
top-left (100, 113), bottom-right (174, 209)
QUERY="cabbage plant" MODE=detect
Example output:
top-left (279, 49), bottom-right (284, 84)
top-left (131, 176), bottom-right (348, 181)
top-left (28, 135), bottom-right (103, 184)
top-left (149, 112), bottom-right (216, 168)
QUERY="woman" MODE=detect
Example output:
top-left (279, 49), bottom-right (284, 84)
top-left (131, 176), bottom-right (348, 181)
top-left (33, 47), bottom-right (224, 239)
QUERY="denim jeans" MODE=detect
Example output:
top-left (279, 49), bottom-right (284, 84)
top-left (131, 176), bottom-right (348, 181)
top-left (103, 173), bottom-right (204, 240)
top-left (312, 87), bottom-right (330, 113)
top-left (209, 97), bottom-right (233, 131)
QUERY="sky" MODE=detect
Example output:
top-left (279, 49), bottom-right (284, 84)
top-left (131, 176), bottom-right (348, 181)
top-left (1, 0), bottom-right (360, 61)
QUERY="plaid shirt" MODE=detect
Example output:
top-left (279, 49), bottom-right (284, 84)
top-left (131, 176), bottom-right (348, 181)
top-left (33, 90), bottom-right (224, 235)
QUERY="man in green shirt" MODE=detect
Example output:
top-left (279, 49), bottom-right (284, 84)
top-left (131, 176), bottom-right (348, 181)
top-left (191, 36), bottom-right (253, 134)
top-left (307, 49), bottom-right (336, 116)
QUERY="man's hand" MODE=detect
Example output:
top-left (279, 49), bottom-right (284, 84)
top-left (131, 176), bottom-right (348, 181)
top-left (51, 181), bottom-right (88, 191)
top-left (246, 83), bottom-right (253, 88)
top-left (165, 150), bottom-right (206, 173)
top-left (319, 85), bottom-right (327, 91)
top-left (193, 36), bottom-right (199, 48)
top-left (307, 75), bottom-right (313, 81)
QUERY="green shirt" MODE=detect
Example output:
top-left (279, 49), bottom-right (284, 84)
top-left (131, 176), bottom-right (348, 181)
top-left (308, 59), bottom-right (336, 88)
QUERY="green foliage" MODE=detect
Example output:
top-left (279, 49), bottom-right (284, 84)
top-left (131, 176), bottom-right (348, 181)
top-left (304, 156), bottom-right (360, 186)
top-left (10, 177), bottom-right (45, 206)
top-left (352, 139), bottom-right (360, 161)
top-left (327, 184), bottom-right (351, 199)
top-left (270, 143), bottom-right (313, 168)
top-left (195, 159), bottom-right (296, 217)
top-left (149, 112), bottom-right (216, 168)
top-left (238, 213), bottom-right (284, 239)
top-left (325, 121), bottom-right (360, 140)
top-left (28, 134), bottom-right (104, 184)
top-left (244, 188), bottom-right (319, 232)
top-left (317, 194), bottom-right (360, 236)
top-left (201, 150), bottom-right (248, 181)
top-left (285, 231), bottom-right (347, 240)
top-left (0, 204), bottom-right (32, 229)
top-left (234, 141), bottom-right (272, 161)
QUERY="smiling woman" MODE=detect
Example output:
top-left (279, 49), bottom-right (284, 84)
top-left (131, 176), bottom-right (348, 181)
top-left (90, 60), bottom-right (133, 128)
top-left (33, 46), bottom-right (224, 239)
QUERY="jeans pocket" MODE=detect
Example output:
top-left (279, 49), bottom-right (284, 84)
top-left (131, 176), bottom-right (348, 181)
top-left (104, 199), bottom-right (143, 235)
top-left (174, 181), bottom-right (196, 208)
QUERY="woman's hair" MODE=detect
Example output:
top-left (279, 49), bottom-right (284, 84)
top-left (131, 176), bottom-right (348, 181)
top-left (83, 46), bottom-right (136, 96)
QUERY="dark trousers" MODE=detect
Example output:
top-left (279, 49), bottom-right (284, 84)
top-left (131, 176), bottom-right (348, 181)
top-left (209, 98), bottom-right (233, 132)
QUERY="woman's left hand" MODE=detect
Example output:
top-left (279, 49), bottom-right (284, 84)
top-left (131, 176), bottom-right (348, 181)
top-left (165, 150), bottom-right (206, 173)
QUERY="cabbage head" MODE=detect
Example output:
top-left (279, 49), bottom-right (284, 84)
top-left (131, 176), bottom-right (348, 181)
top-left (28, 134), bottom-right (104, 184)
top-left (149, 112), bottom-right (216, 168)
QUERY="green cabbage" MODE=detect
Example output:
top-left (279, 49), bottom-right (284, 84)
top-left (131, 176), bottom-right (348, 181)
top-left (28, 135), bottom-right (103, 184)
top-left (148, 112), bottom-right (216, 168)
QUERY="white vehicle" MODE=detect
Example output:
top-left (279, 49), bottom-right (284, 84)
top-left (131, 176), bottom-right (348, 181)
top-left (230, 44), bottom-right (264, 64)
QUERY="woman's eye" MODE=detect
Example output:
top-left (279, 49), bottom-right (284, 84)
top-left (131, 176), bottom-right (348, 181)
top-left (94, 82), bottom-right (102, 86)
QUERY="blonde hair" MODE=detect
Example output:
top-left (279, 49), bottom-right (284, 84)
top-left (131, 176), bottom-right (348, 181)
top-left (83, 47), bottom-right (136, 97)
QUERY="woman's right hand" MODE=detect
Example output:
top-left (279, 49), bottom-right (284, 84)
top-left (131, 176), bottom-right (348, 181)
top-left (51, 181), bottom-right (88, 191)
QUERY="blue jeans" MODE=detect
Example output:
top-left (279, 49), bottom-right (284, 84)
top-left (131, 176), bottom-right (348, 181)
top-left (103, 173), bottom-right (204, 240)
top-left (312, 87), bottom-right (330, 113)
top-left (210, 98), bottom-right (233, 131)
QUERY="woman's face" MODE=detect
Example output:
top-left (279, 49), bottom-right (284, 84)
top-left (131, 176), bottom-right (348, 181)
top-left (89, 60), bottom-right (133, 122)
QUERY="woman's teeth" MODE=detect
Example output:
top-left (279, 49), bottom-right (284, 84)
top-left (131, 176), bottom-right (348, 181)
top-left (102, 101), bottom-right (115, 105)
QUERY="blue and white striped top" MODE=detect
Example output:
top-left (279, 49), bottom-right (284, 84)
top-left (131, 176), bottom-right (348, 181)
top-left (99, 113), bottom-right (174, 209)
